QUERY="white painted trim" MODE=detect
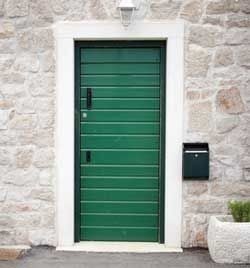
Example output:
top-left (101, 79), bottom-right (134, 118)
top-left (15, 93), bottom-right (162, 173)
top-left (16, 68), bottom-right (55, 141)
top-left (56, 21), bottom-right (184, 249)
top-left (57, 242), bottom-right (183, 253)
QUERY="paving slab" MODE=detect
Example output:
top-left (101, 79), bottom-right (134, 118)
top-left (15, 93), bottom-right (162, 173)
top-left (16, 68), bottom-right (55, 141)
top-left (0, 247), bottom-right (250, 268)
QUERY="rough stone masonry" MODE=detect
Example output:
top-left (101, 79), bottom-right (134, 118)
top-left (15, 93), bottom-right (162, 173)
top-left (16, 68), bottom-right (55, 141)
top-left (0, 0), bottom-right (249, 248)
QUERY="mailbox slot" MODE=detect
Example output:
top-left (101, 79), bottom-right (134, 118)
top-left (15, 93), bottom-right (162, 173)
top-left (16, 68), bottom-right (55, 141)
top-left (183, 143), bottom-right (209, 180)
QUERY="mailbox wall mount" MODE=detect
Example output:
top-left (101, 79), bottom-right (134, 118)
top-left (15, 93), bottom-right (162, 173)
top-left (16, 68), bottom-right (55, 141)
top-left (183, 143), bottom-right (209, 180)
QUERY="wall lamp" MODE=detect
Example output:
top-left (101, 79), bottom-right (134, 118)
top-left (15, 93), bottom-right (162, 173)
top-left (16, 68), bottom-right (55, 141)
top-left (117, 0), bottom-right (140, 27)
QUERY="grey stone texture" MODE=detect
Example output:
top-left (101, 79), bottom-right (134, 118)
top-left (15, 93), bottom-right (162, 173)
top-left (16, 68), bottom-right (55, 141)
top-left (0, 0), bottom-right (249, 249)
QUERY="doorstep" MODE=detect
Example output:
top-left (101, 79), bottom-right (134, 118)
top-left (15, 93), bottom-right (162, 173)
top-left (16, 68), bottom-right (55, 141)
top-left (56, 242), bottom-right (183, 253)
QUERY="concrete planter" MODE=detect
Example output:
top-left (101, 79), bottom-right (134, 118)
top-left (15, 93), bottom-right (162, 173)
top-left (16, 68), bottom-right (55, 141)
top-left (208, 216), bottom-right (250, 264)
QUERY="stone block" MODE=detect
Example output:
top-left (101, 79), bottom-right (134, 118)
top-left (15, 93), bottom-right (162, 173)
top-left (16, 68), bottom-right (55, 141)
top-left (33, 148), bottom-right (54, 168)
top-left (5, 0), bottom-right (29, 17)
top-left (0, 246), bottom-right (30, 260)
top-left (186, 45), bottom-right (211, 77)
top-left (214, 47), bottom-right (234, 67)
top-left (0, 188), bottom-right (7, 202)
top-left (15, 98), bottom-right (35, 114)
top-left (4, 168), bottom-right (39, 186)
top-left (29, 229), bottom-right (56, 246)
top-left (215, 115), bottom-right (239, 133)
top-left (0, 55), bottom-right (15, 71)
top-left (180, 0), bottom-right (202, 23)
top-left (0, 39), bottom-right (17, 54)
top-left (0, 110), bottom-right (9, 130)
top-left (0, 21), bottom-right (15, 39)
top-left (28, 75), bottom-right (55, 96)
top-left (188, 101), bottom-right (213, 132)
top-left (29, 0), bottom-right (53, 27)
top-left (9, 114), bottom-right (38, 129)
top-left (216, 87), bottom-right (245, 114)
top-left (189, 25), bottom-right (222, 48)
top-left (40, 51), bottom-right (55, 72)
top-left (225, 29), bottom-right (250, 45)
top-left (244, 168), bottom-right (250, 181)
top-left (241, 0), bottom-right (250, 14)
top-left (206, 0), bottom-right (240, 14)
top-left (30, 188), bottom-right (54, 202)
top-left (235, 46), bottom-right (250, 68)
top-left (150, 0), bottom-right (181, 20)
top-left (18, 28), bottom-right (54, 53)
top-left (183, 181), bottom-right (208, 196)
top-left (14, 54), bottom-right (40, 73)
top-left (0, 0), bottom-right (4, 16)
top-left (210, 182), bottom-right (250, 197)
top-left (202, 15), bottom-right (224, 26)
top-left (226, 14), bottom-right (250, 28)
top-left (39, 168), bottom-right (54, 186)
top-left (15, 147), bottom-right (34, 168)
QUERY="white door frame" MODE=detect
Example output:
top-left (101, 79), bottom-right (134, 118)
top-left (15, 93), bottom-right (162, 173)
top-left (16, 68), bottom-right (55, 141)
top-left (55, 21), bottom-right (184, 250)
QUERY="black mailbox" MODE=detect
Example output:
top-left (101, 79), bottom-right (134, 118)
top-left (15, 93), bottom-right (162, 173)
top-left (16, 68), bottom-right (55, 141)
top-left (183, 143), bottom-right (209, 180)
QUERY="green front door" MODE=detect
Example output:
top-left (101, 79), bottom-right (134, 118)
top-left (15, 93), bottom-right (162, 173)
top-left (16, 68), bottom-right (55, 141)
top-left (75, 41), bottom-right (166, 242)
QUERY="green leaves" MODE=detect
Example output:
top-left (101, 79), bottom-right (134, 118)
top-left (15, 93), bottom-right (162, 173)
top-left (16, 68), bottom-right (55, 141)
top-left (228, 200), bottom-right (250, 222)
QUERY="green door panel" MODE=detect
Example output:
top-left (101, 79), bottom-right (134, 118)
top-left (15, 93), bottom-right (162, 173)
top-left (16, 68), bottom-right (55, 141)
top-left (81, 201), bottom-right (158, 214)
top-left (75, 42), bottom-right (165, 243)
top-left (80, 98), bottom-right (160, 110)
top-left (80, 87), bottom-right (160, 98)
top-left (80, 123), bottom-right (160, 134)
top-left (81, 63), bottom-right (160, 75)
top-left (80, 110), bottom-right (159, 122)
top-left (80, 165), bottom-right (159, 177)
top-left (81, 75), bottom-right (160, 87)
top-left (81, 48), bottom-right (160, 63)
top-left (80, 150), bottom-right (159, 165)
top-left (80, 227), bottom-right (158, 242)
top-left (81, 177), bottom-right (158, 189)
top-left (82, 214), bottom-right (158, 227)
top-left (81, 189), bottom-right (159, 201)
top-left (80, 135), bottom-right (159, 149)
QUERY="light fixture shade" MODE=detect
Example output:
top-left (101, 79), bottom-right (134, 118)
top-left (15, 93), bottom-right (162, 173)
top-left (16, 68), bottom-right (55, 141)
top-left (118, 0), bottom-right (136, 27)
top-left (118, 0), bottom-right (136, 9)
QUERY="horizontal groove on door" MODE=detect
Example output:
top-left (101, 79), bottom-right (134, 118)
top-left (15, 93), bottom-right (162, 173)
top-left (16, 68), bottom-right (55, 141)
top-left (80, 87), bottom-right (160, 98)
top-left (81, 189), bottom-right (159, 201)
top-left (80, 201), bottom-right (158, 214)
top-left (81, 177), bottom-right (159, 189)
top-left (80, 136), bottom-right (159, 149)
top-left (80, 227), bottom-right (158, 242)
top-left (80, 98), bottom-right (160, 110)
top-left (80, 48), bottom-right (160, 63)
top-left (81, 122), bottom-right (160, 134)
top-left (81, 214), bottom-right (158, 227)
top-left (81, 63), bottom-right (160, 74)
top-left (80, 150), bottom-right (159, 165)
top-left (80, 166), bottom-right (159, 177)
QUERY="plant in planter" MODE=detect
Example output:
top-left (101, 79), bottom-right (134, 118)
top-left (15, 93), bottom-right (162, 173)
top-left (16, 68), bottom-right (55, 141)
top-left (208, 200), bottom-right (250, 264)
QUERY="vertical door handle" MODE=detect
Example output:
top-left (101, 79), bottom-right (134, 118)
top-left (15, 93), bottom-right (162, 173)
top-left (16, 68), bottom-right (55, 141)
top-left (86, 151), bottom-right (91, 163)
top-left (87, 88), bottom-right (92, 110)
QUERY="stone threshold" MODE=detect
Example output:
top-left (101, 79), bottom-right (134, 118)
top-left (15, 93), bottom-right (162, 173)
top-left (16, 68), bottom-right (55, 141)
top-left (0, 245), bottom-right (31, 261)
top-left (56, 242), bottom-right (183, 253)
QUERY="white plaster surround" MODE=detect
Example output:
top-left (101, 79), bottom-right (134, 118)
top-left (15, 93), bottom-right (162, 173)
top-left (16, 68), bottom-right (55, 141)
top-left (55, 20), bottom-right (184, 251)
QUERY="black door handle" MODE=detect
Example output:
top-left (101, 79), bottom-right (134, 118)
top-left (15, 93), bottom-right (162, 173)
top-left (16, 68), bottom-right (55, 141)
top-left (86, 151), bottom-right (91, 163)
top-left (87, 88), bottom-right (92, 110)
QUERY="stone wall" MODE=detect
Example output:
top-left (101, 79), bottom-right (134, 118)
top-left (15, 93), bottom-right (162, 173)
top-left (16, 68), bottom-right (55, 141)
top-left (0, 0), bottom-right (249, 247)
